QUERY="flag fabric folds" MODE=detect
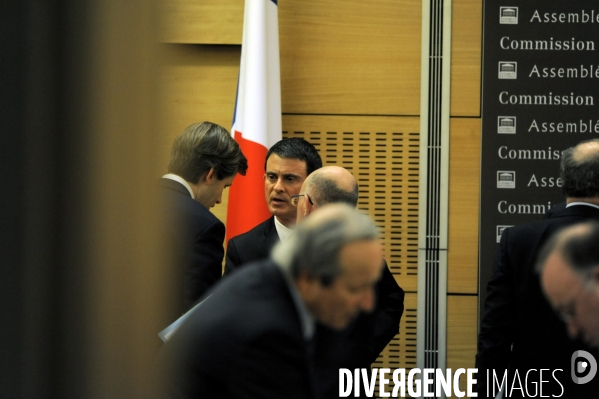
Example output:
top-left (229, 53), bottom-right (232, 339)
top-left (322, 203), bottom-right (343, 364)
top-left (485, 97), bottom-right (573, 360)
top-left (226, 0), bottom-right (282, 242)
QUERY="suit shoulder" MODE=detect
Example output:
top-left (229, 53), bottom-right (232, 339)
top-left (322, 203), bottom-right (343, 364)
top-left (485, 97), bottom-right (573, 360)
top-left (229, 217), bottom-right (273, 245)
top-left (189, 263), bottom-right (300, 337)
top-left (503, 218), bottom-right (551, 239)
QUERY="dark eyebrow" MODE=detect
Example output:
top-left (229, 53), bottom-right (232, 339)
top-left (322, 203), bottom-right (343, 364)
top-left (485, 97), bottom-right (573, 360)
top-left (265, 171), bottom-right (301, 179)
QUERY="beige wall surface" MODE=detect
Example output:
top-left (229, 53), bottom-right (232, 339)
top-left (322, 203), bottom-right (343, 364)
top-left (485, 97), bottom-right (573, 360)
top-left (280, 0), bottom-right (421, 116)
top-left (447, 295), bottom-right (478, 397)
top-left (448, 1), bottom-right (482, 384)
top-left (160, 0), bottom-right (244, 44)
top-left (451, 0), bottom-right (482, 117)
top-left (448, 117), bottom-right (481, 294)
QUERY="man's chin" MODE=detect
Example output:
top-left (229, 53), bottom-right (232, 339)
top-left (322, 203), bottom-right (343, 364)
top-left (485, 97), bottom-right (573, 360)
top-left (271, 209), bottom-right (296, 221)
top-left (328, 317), bottom-right (355, 331)
top-left (269, 201), bottom-right (288, 211)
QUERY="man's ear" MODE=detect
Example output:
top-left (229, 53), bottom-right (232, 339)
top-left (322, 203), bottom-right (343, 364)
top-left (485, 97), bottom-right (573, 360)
top-left (304, 199), bottom-right (314, 217)
top-left (203, 168), bottom-right (216, 185)
top-left (295, 270), bottom-right (320, 301)
top-left (592, 266), bottom-right (599, 284)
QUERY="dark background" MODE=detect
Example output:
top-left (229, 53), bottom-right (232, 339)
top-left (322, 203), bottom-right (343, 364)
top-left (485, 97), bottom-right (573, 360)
top-left (479, 0), bottom-right (599, 319)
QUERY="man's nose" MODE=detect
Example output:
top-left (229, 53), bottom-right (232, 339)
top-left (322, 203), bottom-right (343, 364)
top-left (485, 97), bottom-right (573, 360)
top-left (273, 178), bottom-right (285, 192)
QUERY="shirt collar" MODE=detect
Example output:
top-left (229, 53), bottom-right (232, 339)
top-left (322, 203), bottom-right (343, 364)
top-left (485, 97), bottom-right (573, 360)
top-left (274, 216), bottom-right (294, 243)
top-left (566, 202), bottom-right (599, 210)
top-left (162, 174), bottom-right (194, 198)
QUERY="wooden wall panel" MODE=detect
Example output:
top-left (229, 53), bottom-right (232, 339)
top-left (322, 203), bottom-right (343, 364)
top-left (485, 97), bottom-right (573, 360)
top-left (450, 0), bottom-right (482, 117)
top-left (159, 0), bottom-right (244, 44)
top-left (446, 295), bottom-right (478, 398)
top-left (448, 118), bottom-right (481, 294)
top-left (283, 115), bottom-right (420, 292)
top-left (279, 0), bottom-right (421, 116)
top-left (160, 45), bottom-right (241, 224)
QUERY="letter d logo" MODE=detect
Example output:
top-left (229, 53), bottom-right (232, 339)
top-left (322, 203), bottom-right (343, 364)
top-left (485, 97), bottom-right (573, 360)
top-left (571, 350), bottom-right (597, 384)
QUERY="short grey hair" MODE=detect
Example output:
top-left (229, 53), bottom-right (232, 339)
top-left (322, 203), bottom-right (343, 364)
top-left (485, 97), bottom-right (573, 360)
top-left (272, 203), bottom-right (378, 286)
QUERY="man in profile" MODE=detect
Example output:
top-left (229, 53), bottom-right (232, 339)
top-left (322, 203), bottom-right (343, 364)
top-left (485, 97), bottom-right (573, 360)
top-left (294, 166), bottom-right (404, 363)
top-left (538, 221), bottom-right (599, 349)
top-left (159, 122), bottom-right (247, 316)
top-left (476, 139), bottom-right (599, 397)
top-left (225, 137), bottom-right (322, 274)
top-left (160, 204), bottom-right (384, 399)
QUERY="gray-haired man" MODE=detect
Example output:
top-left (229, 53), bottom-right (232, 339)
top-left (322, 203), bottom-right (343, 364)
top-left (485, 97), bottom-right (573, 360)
top-left (160, 204), bottom-right (383, 399)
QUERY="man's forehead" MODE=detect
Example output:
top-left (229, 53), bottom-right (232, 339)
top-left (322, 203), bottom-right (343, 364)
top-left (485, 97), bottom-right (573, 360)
top-left (265, 155), bottom-right (307, 173)
top-left (543, 253), bottom-right (582, 303)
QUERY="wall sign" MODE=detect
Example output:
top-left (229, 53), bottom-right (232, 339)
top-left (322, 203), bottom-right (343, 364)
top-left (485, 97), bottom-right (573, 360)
top-left (479, 0), bottom-right (599, 316)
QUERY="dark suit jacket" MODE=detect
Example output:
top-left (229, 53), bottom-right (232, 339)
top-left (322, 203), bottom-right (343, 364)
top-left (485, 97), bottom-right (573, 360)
top-left (476, 204), bottom-right (599, 398)
top-left (160, 261), bottom-right (315, 399)
top-left (224, 216), bottom-right (405, 398)
top-left (158, 178), bottom-right (225, 315)
top-left (224, 216), bottom-right (279, 275)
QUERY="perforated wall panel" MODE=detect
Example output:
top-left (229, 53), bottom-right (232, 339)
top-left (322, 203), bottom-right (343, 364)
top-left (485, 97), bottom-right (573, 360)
top-left (283, 115), bottom-right (420, 398)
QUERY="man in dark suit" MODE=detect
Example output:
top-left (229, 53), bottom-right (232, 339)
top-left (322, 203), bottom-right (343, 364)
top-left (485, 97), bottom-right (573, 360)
top-left (476, 139), bottom-right (599, 398)
top-left (160, 204), bottom-right (385, 399)
top-left (159, 122), bottom-right (247, 316)
top-left (294, 166), bottom-right (404, 398)
top-left (224, 138), bottom-right (322, 274)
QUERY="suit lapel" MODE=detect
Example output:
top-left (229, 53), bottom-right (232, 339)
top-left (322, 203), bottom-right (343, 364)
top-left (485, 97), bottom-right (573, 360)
top-left (263, 217), bottom-right (281, 255)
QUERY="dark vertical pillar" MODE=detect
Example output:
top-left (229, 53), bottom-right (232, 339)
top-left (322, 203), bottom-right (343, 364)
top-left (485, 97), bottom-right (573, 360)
top-left (0, 2), bottom-right (92, 397)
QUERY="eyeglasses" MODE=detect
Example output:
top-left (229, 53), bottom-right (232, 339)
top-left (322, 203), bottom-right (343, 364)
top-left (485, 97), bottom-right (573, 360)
top-left (290, 194), bottom-right (313, 206)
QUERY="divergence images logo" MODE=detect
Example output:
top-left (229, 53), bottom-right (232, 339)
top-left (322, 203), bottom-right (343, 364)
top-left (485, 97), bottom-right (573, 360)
top-left (572, 350), bottom-right (597, 384)
top-left (500, 7), bottom-right (518, 24)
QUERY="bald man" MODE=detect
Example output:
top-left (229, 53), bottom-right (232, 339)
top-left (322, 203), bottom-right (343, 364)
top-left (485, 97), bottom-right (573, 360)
top-left (538, 221), bottom-right (599, 349)
top-left (293, 166), bottom-right (358, 222)
top-left (291, 166), bottom-right (405, 399)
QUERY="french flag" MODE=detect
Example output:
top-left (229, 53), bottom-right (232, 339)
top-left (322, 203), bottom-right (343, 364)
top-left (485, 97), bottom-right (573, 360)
top-left (227, 0), bottom-right (282, 242)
